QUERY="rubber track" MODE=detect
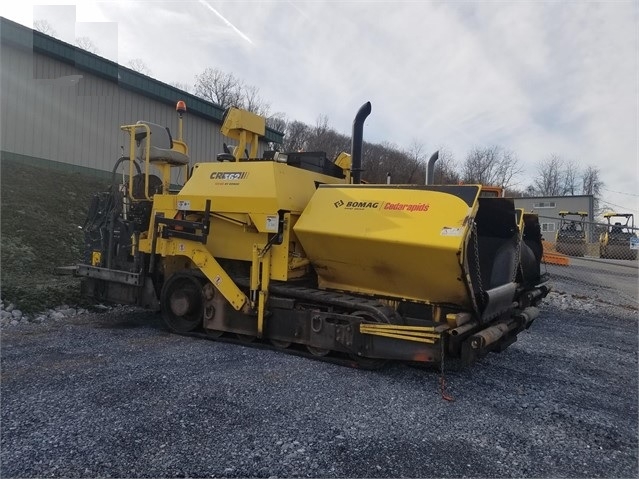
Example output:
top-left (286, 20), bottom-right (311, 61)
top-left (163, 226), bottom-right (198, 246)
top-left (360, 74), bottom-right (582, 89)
top-left (171, 278), bottom-right (407, 369)
top-left (175, 328), bottom-right (381, 370)
top-left (235, 277), bottom-right (403, 324)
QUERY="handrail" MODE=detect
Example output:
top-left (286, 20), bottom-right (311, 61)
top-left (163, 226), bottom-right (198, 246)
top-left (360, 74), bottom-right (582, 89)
top-left (119, 123), bottom-right (188, 201)
top-left (120, 122), bottom-right (153, 201)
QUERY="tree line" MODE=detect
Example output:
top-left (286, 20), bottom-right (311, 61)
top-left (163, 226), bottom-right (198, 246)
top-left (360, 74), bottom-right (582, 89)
top-left (186, 67), bottom-right (603, 205)
top-left (33, 15), bottom-right (604, 207)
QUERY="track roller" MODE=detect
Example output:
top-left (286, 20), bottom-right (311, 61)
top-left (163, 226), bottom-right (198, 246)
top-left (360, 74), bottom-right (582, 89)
top-left (307, 346), bottom-right (330, 356)
top-left (160, 272), bottom-right (204, 333)
top-left (270, 339), bottom-right (292, 349)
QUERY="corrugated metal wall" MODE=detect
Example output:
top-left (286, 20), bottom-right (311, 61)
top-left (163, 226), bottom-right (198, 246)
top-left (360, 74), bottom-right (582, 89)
top-left (1, 42), bottom-right (264, 175)
top-left (513, 196), bottom-right (595, 242)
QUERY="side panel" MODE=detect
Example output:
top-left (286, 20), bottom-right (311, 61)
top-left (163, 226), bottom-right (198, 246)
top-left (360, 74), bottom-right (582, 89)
top-left (294, 185), bottom-right (480, 307)
top-left (178, 161), bottom-right (345, 215)
top-left (141, 161), bottom-right (343, 281)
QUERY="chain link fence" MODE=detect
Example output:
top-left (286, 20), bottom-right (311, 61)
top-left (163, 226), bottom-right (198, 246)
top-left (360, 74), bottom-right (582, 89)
top-left (537, 214), bottom-right (638, 259)
top-left (536, 214), bottom-right (638, 310)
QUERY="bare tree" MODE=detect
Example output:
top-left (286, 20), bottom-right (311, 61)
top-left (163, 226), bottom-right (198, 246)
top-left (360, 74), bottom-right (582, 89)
top-left (362, 141), bottom-right (394, 183)
top-left (303, 116), bottom-right (351, 161)
top-left (388, 143), bottom-right (419, 183)
top-left (242, 85), bottom-right (270, 116)
top-left (432, 147), bottom-right (459, 184)
top-left (34, 20), bottom-right (57, 37)
top-left (307, 114), bottom-right (330, 149)
top-left (266, 112), bottom-right (287, 133)
top-left (403, 140), bottom-right (426, 183)
top-left (193, 67), bottom-right (275, 118)
top-left (462, 146), bottom-right (521, 188)
top-left (582, 165), bottom-right (604, 213)
top-left (530, 155), bottom-right (585, 196)
top-left (282, 120), bottom-right (310, 152)
top-left (360, 140), bottom-right (428, 184)
top-left (307, 115), bottom-right (332, 150)
top-left (75, 36), bottom-right (99, 54)
top-left (533, 154), bottom-right (563, 196)
top-left (194, 68), bottom-right (243, 109)
top-left (127, 58), bottom-right (152, 75)
top-left (562, 160), bottom-right (579, 196)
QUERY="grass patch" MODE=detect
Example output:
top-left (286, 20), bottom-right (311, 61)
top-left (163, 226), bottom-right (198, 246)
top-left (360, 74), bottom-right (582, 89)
top-left (1, 159), bottom-right (110, 312)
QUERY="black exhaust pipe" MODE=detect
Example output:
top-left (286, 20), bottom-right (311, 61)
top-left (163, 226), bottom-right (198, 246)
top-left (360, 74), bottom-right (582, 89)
top-left (426, 150), bottom-right (439, 185)
top-left (351, 102), bottom-right (372, 184)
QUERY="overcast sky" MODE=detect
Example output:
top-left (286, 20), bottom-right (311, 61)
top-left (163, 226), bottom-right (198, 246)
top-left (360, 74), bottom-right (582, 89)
top-left (1, 1), bottom-right (637, 215)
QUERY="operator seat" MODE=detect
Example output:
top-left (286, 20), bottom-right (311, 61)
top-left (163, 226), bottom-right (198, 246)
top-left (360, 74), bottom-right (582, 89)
top-left (135, 121), bottom-right (189, 166)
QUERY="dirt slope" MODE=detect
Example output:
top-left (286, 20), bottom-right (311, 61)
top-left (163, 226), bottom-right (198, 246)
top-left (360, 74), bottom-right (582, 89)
top-left (1, 160), bottom-right (109, 312)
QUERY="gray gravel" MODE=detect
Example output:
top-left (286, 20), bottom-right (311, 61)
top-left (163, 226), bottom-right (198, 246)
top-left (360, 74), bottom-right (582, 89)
top-left (544, 256), bottom-right (638, 309)
top-left (1, 297), bottom-right (637, 478)
top-left (0, 299), bottom-right (90, 328)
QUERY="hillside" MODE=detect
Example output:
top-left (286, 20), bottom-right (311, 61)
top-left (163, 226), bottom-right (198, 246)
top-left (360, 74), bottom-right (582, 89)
top-left (1, 160), bottom-right (110, 312)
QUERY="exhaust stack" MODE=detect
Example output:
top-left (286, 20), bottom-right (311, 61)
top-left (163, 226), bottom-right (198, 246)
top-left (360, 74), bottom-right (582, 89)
top-left (426, 150), bottom-right (439, 185)
top-left (351, 102), bottom-right (372, 184)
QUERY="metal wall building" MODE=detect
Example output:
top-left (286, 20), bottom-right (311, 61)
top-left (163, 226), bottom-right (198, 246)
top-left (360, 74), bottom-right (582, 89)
top-left (512, 195), bottom-right (595, 242)
top-left (0, 17), bottom-right (281, 177)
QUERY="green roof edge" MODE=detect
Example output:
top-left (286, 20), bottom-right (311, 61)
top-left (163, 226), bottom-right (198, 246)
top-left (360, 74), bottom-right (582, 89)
top-left (0, 16), bottom-right (283, 144)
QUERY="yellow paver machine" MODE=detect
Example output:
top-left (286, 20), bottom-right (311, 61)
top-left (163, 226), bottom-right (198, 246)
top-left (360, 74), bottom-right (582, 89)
top-left (77, 102), bottom-right (550, 367)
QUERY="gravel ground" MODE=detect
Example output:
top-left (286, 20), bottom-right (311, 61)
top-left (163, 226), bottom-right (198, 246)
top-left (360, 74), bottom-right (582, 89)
top-left (545, 257), bottom-right (638, 309)
top-left (1, 295), bottom-right (637, 478)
